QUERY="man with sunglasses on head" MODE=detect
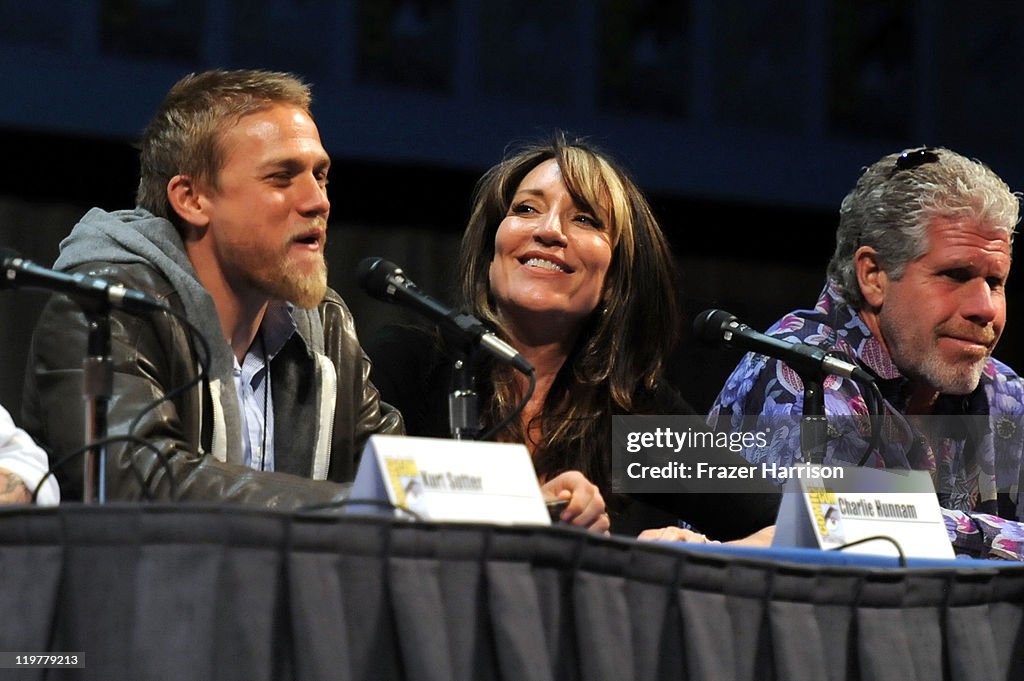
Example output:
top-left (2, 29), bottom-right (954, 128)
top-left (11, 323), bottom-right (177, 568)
top-left (709, 147), bottom-right (1024, 558)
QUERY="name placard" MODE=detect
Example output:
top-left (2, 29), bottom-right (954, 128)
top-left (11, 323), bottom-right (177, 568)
top-left (348, 435), bottom-right (550, 525)
top-left (773, 465), bottom-right (954, 559)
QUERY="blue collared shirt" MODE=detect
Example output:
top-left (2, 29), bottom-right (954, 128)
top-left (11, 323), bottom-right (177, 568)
top-left (233, 302), bottom-right (296, 472)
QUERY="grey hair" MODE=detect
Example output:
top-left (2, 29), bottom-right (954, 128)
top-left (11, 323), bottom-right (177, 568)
top-left (827, 147), bottom-right (1020, 309)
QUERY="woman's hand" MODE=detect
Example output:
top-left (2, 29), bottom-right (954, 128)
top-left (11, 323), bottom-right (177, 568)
top-left (637, 526), bottom-right (716, 544)
top-left (637, 525), bottom-right (776, 546)
top-left (541, 471), bottom-right (609, 534)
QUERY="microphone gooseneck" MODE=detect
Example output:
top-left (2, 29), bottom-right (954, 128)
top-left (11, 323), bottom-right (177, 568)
top-left (356, 257), bottom-right (533, 376)
top-left (693, 308), bottom-right (875, 385)
top-left (1, 247), bottom-right (162, 314)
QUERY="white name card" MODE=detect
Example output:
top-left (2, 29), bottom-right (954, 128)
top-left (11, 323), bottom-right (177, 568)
top-left (773, 465), bottom-right (954, 559)
top-left (348, 434), bottom-right (550, 526)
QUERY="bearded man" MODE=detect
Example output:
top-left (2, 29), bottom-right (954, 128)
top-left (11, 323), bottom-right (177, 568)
top-left (23, 70), bottom-right (402, 505)
top-left (710, 147), bottom-right (1024, 525)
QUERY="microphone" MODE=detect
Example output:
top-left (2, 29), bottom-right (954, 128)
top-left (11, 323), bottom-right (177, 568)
top-left (1, 247), bottom-right (163, 314)
top-left (357, 257), bottom-right (533, 375)
top-left (693, 308), bottom-right (875, 385)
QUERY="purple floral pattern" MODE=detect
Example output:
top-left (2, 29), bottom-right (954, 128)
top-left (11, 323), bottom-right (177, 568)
top-left (709, 281), bottom-right (1024, 560)
top-left (942, 509), bottom-right (1024, 561)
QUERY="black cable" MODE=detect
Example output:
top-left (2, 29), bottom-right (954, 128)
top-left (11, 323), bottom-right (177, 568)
top-left (32, 434), bottom-right (177, 503)
top-left (127, 304), bottom-right (212, 436)
top-left (828, 534), bottom-right (907, 567)
top-left (479, 369), bottom-right (536, 442)
top-left (34, 302), bottom-right (213, 504)
top-left (857, 379), bottom-right (886, 466)
top-left (120, 303), bottom-right (211, 500)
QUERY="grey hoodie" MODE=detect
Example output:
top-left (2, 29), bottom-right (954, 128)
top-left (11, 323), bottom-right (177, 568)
top-left (55, 207), bottom-right (323, 468)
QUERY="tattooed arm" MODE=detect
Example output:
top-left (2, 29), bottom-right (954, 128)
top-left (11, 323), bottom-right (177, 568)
top-left (0, 467), bottom-right (31, 504)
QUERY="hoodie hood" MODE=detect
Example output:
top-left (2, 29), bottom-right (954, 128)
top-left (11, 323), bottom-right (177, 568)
top-left (53, 207), bottom-right (331, 467)
top-left (56, 207), bottom-right (234, 379)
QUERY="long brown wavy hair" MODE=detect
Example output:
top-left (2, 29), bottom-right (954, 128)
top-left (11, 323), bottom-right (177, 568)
top-left (458, 133), bottom-right (682, 494)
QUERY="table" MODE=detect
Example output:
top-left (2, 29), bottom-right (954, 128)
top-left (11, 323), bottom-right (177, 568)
top-left (2, 504), bottom-right (1023, 680)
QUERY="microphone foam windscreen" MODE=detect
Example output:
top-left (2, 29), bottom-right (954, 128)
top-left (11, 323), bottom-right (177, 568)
top-left (692, 308), bottom-right (736, 345)
top-left (356, 257), bottom-right (401, 300)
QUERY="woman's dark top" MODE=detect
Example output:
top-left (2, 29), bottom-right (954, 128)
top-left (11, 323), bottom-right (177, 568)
top-left (366, 324), bottom-right (780, 539)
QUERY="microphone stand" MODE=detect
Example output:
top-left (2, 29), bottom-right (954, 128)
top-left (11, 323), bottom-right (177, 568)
top-left (448, 348), bottom-right (480, 440)
top-left (799, 372), bottom-right (827, 465)
top-left (82, 309), bottom-right (113, 503)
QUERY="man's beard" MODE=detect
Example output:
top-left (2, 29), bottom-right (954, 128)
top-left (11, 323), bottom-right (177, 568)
top-left (274, 254), bottom-right (325, 307)
top-left (908, 345), bottom-right (986, 396)
top-left (260, 255), bottom-right (328, 309)
top-left (231, 240), bottom-right (328, 310)
top-left (880, 316), bottom-right (990, 396)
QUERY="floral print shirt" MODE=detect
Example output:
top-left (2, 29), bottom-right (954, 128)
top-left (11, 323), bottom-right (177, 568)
top-left (708, 281), bottom-right (1024, 559)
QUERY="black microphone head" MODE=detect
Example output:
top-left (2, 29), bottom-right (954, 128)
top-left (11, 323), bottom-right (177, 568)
top-left (692, 308), bottom-right (738, 346)
top-left (356, 257), bottom-right (402, 301)
top-left (0, 246), bottom-right (20, 263)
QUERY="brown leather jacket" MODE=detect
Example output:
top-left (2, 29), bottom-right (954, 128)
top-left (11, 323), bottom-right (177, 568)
top-left (22, 260), bottom-right (403, 508)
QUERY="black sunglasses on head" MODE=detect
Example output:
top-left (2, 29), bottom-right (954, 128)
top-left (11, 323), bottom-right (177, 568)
top-left (890, 147), bottom-right (940, 176)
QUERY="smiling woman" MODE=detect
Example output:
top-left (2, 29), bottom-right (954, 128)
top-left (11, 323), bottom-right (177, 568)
top-left (367, 132), bottom-right (780, 539)
top-left (488, 158), bottom-right (613, 331)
